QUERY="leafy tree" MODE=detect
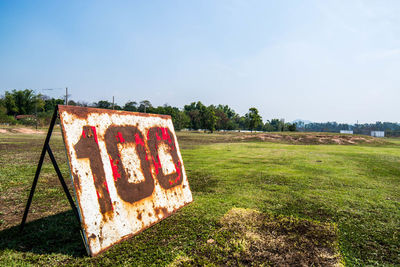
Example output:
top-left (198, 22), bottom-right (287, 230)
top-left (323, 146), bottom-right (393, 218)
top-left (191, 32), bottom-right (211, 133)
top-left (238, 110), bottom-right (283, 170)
top-left (149, 104), bottom-right (190, 131)
top-left (236, 116), bottom-right (248, 130)
top-left (203, 106), bottom-right (217, 133)
top-left (94, 100), bottom-right (113, 109)
top-left (44, 98), bottom-right (64, 112)
top-left (0, 98), bottom-right (6, 115)
top-left (123, 101), bottom-right (138, 112)
top-left (217, 104), bottom-right (236, 119)
top-left (138, 100), bottom-right (152, 113)
top-left (172, 111), bottom-right (190, 130)
top-left (245, 107), bottom-right (262, 132)
top-left (67, 100), bottom-right (77, 106)
top-left (215, 109), bottom-right (229, 130)
top-left (3, 92), bottom-right (17, 115)
top-left (263, 122), bottom-right (274, 132)
top-left (215, 104), bottom-right (238, 130)
top-left (184, 101), bottom-right (205, 130)
top-left (268, 119), bottom-right (283, 131)
top-left (3, 89), bottom-right (44, 115)
top-left (287, 123), bottom-right (297, 132)
top-left (187, 109), bottom-right (202, 130)
top-left (114, 104), bottom-right (122, 110)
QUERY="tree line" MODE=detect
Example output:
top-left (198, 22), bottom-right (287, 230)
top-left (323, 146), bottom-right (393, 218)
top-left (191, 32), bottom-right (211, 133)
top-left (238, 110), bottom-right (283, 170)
top-left (0, 89), bottom-right (297, 132)
top-left (2, 89), bottom-right (399, 135)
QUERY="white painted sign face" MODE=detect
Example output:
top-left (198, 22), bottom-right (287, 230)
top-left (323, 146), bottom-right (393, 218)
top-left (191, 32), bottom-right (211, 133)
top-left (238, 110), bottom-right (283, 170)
top-left (58, 105), bottom-right (192, 256)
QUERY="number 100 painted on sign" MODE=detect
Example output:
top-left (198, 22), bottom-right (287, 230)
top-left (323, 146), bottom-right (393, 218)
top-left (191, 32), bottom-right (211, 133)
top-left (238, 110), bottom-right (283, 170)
top-left (74, 125), bottom-right (183, 215)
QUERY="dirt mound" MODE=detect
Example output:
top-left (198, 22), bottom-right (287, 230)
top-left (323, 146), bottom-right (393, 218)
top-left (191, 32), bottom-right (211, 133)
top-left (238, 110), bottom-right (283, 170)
top-left (12, 128), bottom-right (44, 134)
top-left (0, 128), bottom-right (45, 134)
top-left (171, 208), bottom-right (342, 266)
top-left (177, 132), bottom-right (389, 148)
top-left (236, 133), bottom-right (386, 145)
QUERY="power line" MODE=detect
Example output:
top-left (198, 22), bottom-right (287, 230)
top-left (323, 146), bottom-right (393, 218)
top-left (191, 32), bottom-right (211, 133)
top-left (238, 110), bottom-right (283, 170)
top-left (0, 87), bottom-right (64, 92)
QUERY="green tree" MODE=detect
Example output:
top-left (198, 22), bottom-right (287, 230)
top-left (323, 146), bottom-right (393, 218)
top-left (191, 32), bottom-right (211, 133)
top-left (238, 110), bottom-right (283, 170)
top-left (268, 119), bottom-right (284, 132)
top-left (287, 123), bottom-right (297, 132)
top-left (3, 89), bottom-right (44, 115)
top-left (184, 101), bottom-right (205, 130)
top-left (245, 107), bottom-right (262, 132)
top-left (203, 106), bottom-right (217, 133)
top-left (67, 100), bottom-right (77, 106)
top-left (0, 98), bottom-right (6, 115)
top-left (3, 92), bottom-right (17, 115)
top-left (150, 105), bottom-right (190, 131)
top-left (138, 100), bottom-right (152, 113)
top-left (123, 101), bottom-right (138, 112)
top-left (215, 109), bottom-right (228, 130)
top-left (263, 122), bottom-right (274, 132)
top-left (214, 104), bottom-right (238, 130)
top-left (172, 111), bottom-right (190, 130)
top-left (44, 98), bottom-right (64, 112)
top-left (94, 100), bottom-right (113, 109)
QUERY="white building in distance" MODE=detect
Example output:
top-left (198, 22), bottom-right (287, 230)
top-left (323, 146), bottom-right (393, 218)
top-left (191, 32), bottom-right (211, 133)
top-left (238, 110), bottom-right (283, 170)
top-left (371, 131), bottom-right (385, 137)
top-left (340, 130), bottom-right (353, 134)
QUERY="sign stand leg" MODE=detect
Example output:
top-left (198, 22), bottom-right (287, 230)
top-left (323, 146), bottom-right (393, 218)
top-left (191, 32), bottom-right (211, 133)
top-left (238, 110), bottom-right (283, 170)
top-left (46, 143), bottom-right (80, 224)
top-left (20, 107), bottom-right (81, 232)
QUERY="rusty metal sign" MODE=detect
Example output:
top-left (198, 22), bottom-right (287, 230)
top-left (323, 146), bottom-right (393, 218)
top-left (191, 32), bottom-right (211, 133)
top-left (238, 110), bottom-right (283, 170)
top-left (58, 105), bottom-right (193, 256)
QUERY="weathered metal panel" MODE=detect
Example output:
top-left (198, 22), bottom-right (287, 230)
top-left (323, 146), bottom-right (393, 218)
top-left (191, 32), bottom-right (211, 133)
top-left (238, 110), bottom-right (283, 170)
top-left (58, 105), bottom-right (193, 256)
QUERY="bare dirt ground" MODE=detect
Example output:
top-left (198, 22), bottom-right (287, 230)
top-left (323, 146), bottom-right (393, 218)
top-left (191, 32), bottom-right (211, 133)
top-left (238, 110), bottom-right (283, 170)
top-left (177, 131), bottom-right (390, 147)
top-left (237, 132), bottom-right (386, 145)
top-left (0, 128), bottom-right (45, 134)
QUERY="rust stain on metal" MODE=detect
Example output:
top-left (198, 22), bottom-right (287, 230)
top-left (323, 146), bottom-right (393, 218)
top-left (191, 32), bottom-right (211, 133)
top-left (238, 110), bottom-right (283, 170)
top-left (58, 105), bottom-right (193, 256)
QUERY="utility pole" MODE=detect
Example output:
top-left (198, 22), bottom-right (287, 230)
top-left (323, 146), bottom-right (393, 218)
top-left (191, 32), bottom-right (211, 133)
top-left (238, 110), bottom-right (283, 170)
top-left (112, 96), bottom-right (115, 110)
top-left (65, 87), bottom-right (68, 105)
top-left (35, 93), bottom-right (38, 130)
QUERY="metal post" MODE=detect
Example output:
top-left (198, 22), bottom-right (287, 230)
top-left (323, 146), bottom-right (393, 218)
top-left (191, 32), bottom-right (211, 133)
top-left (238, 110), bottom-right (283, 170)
top-left (20, 107), bottom-right (58, 232)
top-left (65, 87), bottom-right (68, 105)
top-left (35, 92), bottom-right (38, 130)
top-left (112, 96), bottom-right (114, 110)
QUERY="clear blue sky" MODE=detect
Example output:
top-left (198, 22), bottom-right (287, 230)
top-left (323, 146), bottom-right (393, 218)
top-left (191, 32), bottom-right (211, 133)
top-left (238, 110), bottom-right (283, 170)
top-left (1, 0), bottom-right (399, 123)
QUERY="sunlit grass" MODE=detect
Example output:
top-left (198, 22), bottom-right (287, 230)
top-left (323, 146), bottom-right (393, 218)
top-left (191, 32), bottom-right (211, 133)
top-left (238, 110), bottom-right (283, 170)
top-left (0, 131), bottom-right (399, 265)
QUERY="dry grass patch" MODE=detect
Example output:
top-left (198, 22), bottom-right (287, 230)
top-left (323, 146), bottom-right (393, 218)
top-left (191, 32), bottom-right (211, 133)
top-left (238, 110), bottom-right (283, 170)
top-left (172, 208), bottom-right (343, 266)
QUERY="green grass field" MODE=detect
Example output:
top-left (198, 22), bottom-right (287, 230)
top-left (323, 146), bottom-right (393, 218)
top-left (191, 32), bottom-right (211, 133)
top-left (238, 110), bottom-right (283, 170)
top-left (0, 130), bottom-right (399, 266)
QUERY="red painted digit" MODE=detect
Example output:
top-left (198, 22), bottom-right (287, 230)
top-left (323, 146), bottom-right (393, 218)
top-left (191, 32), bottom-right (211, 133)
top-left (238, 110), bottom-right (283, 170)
top-left (104, 126), bottom-right (155, 203)
top-left (74, 126), bottom-right (113, 215)
top-left (147, 127), bottom-right (183, 189)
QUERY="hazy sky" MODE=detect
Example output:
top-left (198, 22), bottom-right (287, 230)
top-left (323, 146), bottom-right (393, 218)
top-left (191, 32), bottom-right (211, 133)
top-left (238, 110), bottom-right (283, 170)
top-left (1, 0), bottom-right (399, 123)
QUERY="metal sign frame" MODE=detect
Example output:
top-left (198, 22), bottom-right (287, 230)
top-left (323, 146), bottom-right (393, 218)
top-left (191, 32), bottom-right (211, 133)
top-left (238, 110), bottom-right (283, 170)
top-left (20, 106), bottom-right (81, 231)
top-left (20, 105), bottom-right (192, 256)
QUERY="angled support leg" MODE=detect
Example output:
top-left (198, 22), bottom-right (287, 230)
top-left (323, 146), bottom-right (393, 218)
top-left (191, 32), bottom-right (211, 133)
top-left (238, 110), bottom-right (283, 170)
top-left (46, 143), bottom-right (81, 224)
top-left (20, 107), bottom-right (58, 232)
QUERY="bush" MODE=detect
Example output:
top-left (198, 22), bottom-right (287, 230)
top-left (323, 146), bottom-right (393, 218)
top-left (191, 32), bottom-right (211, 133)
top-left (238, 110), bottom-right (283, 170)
top-left (0, 114), bottom-right (17, 125)
top-left (18, 117), bottom-right (36, 126)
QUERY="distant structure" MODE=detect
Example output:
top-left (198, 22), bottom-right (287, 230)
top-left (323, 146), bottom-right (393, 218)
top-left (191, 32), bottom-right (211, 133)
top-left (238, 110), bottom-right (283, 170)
top-left (340, 130), bottom-right (353, 134)
top-left (15, 115), bottom-right (35, 120)
top-left (371, 131), bottom-right (385, 138)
